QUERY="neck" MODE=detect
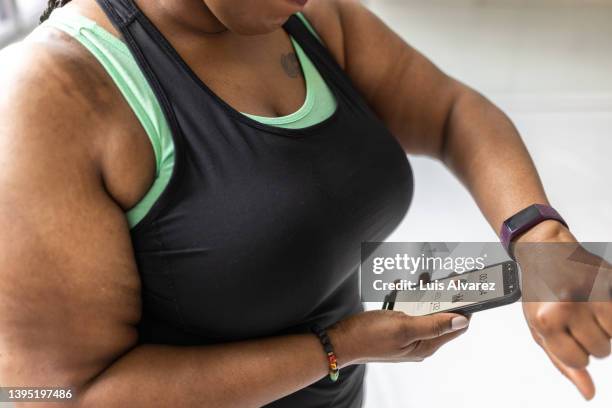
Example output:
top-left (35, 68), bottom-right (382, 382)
top-left (136, 0), bottom-right (229, 36)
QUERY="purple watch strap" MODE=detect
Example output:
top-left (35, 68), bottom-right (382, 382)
top-left (500, 204), bottom-right (568, 258)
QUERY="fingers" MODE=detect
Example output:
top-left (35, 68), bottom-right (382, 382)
top-left (544, 344), bottom-right (595, 401)
top-left (593, 301), bottom-right (612, 337)
top-left (530, 324), bottom-right (596, 400)
top-left (530, 303), bottom-right (589, 368)
top-left (532, 302), bottom-right (612, 366)
top-left (526, 301), bottom-right (611, 401)
top-left (406, 313), bottom-right (470, 342)
top-left (408, 326), bottom-right (469, 359)
top-left (568, 307), bottom-right (611, 359)
top-left (543, 332), bottom-right (589, 369)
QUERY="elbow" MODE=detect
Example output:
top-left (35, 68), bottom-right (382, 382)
top-left (437, 84), bottom-right (504, 165)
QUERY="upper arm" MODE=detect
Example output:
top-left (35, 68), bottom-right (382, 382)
top-left (304, 0), bottom-right (463, 157)
top-left (0, 40), bottom-right (141, 396)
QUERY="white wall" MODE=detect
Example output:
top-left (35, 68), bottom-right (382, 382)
top-left (0, 0), bottom-right (46, 47)
top-left (365, 1), bottom-right (612, 407)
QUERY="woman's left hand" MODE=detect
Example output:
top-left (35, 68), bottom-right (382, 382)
top-left (515, 222), bottom-right (612, 400)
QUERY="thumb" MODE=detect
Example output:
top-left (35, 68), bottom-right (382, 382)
top-left (546, 347), bottom-right (595, 401)
top-left (411, 313), bottom-right (470, 340)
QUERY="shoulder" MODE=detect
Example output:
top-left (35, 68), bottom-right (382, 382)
top-left (300, 0), bottom-right (349, 69)
top-left (0, 28), bottom-right (158, 214)
top-left (0, 27), bottom-right (119, 145)
top-left (300, 0), bottom-right (379, 70)
top-left (0, 27), bottom-right (126, 173)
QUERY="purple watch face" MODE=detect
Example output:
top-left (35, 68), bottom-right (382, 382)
top-left (505, 205), bottom-right (543, 233)
top-left (500, 204), bottom-right (568, 257)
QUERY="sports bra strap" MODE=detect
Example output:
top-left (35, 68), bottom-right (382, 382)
top-left (96, 0), bottom-right (139, 28)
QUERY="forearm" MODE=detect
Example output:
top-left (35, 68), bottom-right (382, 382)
top-left (441, 86), bottom-right (550, 233)
top-left (75, 334), bottom-right (333, 408)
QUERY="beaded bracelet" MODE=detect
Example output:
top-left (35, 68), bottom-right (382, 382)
top-left (311, 324), bottom-right (340, 382)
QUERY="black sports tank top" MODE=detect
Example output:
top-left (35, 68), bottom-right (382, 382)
top-left (96, 1), bottom-right (414, 406)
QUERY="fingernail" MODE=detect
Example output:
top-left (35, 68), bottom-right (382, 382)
top-left (451, 316), bottom-right (469, 331)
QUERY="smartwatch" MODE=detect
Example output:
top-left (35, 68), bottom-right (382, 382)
top-left (500, 204), bottom-right (568, 259)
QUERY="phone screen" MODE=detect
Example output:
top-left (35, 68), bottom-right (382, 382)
top-left (392, 264), bottom-right (506, 316)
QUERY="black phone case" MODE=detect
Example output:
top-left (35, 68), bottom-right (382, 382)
top-left (382, 261), bottom-right (522, 315)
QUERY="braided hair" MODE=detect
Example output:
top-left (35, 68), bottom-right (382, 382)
top-left (40, 0), bottom-right (73, 23)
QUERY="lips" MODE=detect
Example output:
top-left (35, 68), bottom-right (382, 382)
top-left (290, 0), bottom-right (308, 6)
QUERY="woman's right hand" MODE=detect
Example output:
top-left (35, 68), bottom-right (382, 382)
top-left (328, 310), bottom-right (470, 367)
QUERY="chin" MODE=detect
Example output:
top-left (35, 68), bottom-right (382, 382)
top-left (232, 16), bottom-right (292, 35)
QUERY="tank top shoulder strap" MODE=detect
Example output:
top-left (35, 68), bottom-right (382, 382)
top-left (39, 6), bottom-right (175, 229)
top-left (95, 0), bottom-right (190, 228)
top-left (295, 13), bottom-right (322, 42)
top-left (96, 0), bottom-right (139, 28)
top-left (283, 13), bottom-right (371, 112)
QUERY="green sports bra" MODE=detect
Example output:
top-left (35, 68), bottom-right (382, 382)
top-left (36, 7), bottom-right (337, 228)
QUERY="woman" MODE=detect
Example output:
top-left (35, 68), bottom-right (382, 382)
top-left (0, 0), bottom-right (609, 406)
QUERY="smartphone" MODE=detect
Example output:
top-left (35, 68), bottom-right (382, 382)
top-left (382, 261), bottom-right (521, 316)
